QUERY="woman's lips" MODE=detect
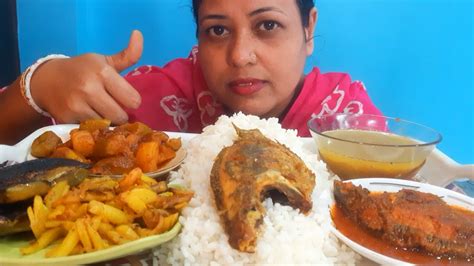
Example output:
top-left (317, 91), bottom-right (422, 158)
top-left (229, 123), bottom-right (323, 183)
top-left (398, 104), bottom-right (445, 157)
top-left (228, 79), bottom-right (265, 96)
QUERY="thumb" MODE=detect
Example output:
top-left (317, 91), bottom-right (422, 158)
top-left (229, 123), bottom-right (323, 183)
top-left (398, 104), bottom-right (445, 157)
top-left (106, 30), bottom-right (144, 72)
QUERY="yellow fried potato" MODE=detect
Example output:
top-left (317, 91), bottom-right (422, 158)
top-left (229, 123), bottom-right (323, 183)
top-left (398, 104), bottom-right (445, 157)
top-left (140, 173), bottom-right (158, 186)
top-left (20, 227), bottom-right (64, 255)
top-left (85, 222), bottom-right (108, 250)
top-left (121, 188), bottom-right (157, 214)
top-left (76, 219), bottom-right (93, 252)
top-left (44, 181), bottom-right (70, 209)
top-left (28, 195), bottom-right (49, 238)
top-left (22, 166), bottom-right (193, 258)
top-left (47, 205), bottom-right (65, 220)
top-left (88, 200), bottom-right (130, 225)
top-left (45, 228), bottom-right (79, 257)
top-left (115, 224), bottom-right (139, 241)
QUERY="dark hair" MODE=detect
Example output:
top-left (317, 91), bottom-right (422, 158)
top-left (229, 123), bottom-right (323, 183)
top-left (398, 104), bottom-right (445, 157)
top-left (192, 0), bottom-right (315, 30)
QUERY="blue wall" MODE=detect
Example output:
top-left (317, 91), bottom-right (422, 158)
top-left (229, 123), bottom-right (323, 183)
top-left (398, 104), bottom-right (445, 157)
top-left (17, 0), bottom-right (473, 164)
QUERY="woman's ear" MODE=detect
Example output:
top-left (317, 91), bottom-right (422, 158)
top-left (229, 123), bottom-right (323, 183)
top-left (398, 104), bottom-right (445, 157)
top-left (305, 7), bottom-right (318, 56)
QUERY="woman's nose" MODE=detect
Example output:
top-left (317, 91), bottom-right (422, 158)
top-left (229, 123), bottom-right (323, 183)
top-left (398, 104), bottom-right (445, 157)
top-left (227, 32), bottom-right (257, 68)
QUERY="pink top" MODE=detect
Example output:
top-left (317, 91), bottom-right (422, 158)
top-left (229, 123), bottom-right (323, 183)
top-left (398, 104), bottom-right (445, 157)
top-left (0, 48), bottom-right (381, 137)
top-left (125, 48), bottom-right (382, 137)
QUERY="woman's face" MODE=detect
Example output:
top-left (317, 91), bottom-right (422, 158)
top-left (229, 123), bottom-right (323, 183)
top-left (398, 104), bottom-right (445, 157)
top-left (197, 0), bottom-right (317, 118)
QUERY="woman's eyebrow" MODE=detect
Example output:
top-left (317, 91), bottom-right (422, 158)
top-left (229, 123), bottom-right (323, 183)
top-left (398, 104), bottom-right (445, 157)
top-left (200, 14), bottom-right (227, 24)
top-left (200, 6), bottom-right (286, 24)
top-left (248, 7), bottom-right (286, 17)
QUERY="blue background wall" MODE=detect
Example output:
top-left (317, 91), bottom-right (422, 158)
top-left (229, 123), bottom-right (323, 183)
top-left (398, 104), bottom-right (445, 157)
top-left (17, 0), bottom-right (473, 164)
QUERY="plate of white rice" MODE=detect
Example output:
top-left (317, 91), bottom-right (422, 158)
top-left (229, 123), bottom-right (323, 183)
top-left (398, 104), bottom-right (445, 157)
top-left (153, 113), bottom-right (361, 265)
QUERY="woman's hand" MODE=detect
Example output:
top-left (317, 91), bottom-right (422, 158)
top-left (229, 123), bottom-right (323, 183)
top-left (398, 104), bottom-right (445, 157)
top-left (30, 30), bottom-right (143, 124)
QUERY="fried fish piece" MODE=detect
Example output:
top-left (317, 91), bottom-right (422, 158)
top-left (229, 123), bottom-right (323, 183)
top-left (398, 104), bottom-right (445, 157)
top-left (0, 158), bottom-right (89, 235)
top-left (0, 158), bottom-right (90, 204)
top-left (333, 180), bottom-right (474, 259)
top-left (210, 127), bottom-right (315, 252)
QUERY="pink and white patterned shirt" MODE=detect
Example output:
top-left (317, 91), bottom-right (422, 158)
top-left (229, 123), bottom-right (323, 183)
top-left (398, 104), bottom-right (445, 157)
top-left (125, 48), bottom-right (382, 137)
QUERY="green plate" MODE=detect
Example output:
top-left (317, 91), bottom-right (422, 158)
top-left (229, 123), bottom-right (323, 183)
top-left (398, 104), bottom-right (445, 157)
top-left (0, 222), bottom-right (181, 266)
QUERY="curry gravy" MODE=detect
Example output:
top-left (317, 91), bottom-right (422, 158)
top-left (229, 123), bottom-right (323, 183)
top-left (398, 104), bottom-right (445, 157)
top-left (317, 130), bottom-right (427, 180)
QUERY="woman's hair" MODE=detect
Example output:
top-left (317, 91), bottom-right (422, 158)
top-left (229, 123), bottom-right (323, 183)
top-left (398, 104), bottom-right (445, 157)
top-left (192, 0), bottom-right (315, 30)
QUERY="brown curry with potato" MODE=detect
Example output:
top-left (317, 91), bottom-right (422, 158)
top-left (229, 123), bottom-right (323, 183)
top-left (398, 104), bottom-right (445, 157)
top-left (31, 119), bottom-right (181, 175)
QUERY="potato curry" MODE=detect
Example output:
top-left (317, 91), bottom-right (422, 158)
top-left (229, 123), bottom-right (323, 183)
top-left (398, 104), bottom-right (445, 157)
top-left (31, 119), bottom-right (181, 175)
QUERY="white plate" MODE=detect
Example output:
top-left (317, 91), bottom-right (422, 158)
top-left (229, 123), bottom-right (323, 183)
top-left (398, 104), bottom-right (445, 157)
top-left (7, 124), bottom-right (192, 178)
top-left (325, 178), bottom-right (474, 266)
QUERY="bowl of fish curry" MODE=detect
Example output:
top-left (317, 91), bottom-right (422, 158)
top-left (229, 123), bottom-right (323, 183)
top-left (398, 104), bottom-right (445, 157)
top-left (331, 179), bottom-right (473, 264)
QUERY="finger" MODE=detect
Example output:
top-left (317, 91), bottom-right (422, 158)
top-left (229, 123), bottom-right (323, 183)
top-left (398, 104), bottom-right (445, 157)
top-left (53, 105), bottom-right (101, 124)
top-left (105, 30), bottom-right (144, 72)
top-left (86, 86), bottom-right (129, 125)
top-left (101, 67), bottom-right (141, 109)
top-left (75, 107), bottom-right (102, 123)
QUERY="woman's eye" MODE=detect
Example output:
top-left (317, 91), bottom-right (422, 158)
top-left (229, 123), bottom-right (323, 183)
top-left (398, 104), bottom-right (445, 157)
top-left (206, 26), bottom-right (229, 37)
top-left (258, 21), bottom-right (280, 31)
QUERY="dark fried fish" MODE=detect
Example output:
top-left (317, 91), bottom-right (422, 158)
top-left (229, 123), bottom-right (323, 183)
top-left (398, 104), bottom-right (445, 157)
top-left (0, 201), bottom-right (31, 236)
top-left (0, 158), bottom-right (90, 236)
top-left (333, 180), bottom-right (474, 259)
top-left (210, 127), bottom-right (315, 252)
top-left (0, 158), bottom-right (89, 203)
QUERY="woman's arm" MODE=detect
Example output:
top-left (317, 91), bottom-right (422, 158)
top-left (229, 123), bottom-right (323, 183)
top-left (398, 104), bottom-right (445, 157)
top-left (0, 77), bottom-right (50, 144)
top-left (0, 30), bottom-right (144, 144)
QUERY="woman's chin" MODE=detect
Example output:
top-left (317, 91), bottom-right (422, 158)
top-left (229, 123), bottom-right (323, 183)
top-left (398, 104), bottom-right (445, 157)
top-left (227, 106), bottom-right (274, 118)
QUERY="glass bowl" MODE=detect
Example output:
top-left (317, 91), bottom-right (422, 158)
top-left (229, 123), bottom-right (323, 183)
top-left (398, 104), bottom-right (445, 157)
top-left (307, 113), bottom-right (442, 180)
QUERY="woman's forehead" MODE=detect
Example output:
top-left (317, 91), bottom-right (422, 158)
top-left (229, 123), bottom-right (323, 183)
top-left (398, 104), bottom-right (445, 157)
top-left (198, 0), bottom-right (299, 18)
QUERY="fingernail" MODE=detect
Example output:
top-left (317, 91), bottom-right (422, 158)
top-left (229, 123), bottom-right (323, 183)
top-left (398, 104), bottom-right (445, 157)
top-left (119, 113), bottom-right (129, 124)
top-left (132, 95), bottom-right (142, 109)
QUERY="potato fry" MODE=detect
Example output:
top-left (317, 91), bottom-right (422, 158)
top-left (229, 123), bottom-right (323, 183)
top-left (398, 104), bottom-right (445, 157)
top-left (85, 222), bottom-right (108, 250)
top-left (140, 174), bottom-right (158, 186)
top-left (76, 219), bottom-right (93, 252)
top-left (121, 188), bottom-right (158, 214)
top-left (23, 167), bottom-right (193, 258)
top-left (99, 225), bottom-right (123, 245)
top-left (88, 200), bottom-right (130, 225)
top-left (45, 228), bottom-right (80, 257)
top-left (45, 220), bottom-right (62, 229)
top-left (28, 195), bottom-right (49, 238)
top-left (44, 181), bottom-right (70, 208)
top-left (20, 227), bottom-right (64, 255)
top-left (47, 205), bottom-right (65, 220)
top-left (115, 224), bottom-right (139, 241)
top-left (154, 213), bottom-right (179, 234)
top-left (118, 167), bottom-right (141, 191)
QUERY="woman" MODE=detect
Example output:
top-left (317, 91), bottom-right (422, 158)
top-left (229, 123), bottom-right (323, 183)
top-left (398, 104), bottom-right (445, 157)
top-left (0, 0), bottom-right (381, 144)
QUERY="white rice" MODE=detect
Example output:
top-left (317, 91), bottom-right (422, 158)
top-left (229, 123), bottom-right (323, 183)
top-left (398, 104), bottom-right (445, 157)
top-left (154, 113), bottom-right (359, 265)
